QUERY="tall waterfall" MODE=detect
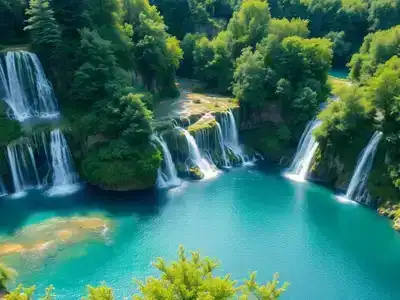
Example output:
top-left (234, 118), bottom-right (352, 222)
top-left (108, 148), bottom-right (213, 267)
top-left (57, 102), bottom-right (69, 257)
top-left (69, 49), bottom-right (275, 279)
top-left (220, 110), bottom-right (245, 162)
top-left (286, 120), bottom-right (321, 182)
top-left (178, 128), bottom-right (217, 179)
top-left (0, 51), bottom-right (59, 121)
top-left (215, 122), bottom-right (229, 167)
top-left (345, 131), bottom-right (383, 203)
top-left (153, 135), bottom-right (180, 188)
top-left (6, 143), bottom-right (39, 194)
top-left (50, 129), bottom-right (78, 187)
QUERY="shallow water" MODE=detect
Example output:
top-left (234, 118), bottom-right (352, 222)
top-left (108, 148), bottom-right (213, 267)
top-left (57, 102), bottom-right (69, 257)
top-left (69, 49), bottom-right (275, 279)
top-left (1, 167), bottom-right (400, 299)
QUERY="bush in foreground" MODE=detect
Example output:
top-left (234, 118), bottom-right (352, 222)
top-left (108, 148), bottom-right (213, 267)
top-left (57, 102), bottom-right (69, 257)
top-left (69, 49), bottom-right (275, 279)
top-left (3, 246), bottom-right (288, 299)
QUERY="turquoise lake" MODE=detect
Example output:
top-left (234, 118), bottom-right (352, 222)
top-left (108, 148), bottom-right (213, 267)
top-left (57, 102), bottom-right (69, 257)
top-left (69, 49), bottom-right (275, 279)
top-left (1, 166), bottom-right (400, 299)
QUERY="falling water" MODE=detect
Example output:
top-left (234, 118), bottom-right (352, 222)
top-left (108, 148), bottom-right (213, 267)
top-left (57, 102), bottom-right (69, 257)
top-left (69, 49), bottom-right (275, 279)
top-left (153, 135), bottom-right (181, 188)
top-left (50, 129), bottom-right (78, 187)
top-left (215, 122), bottom-right (230, 167)
top-left (220, 110), bottom-right (245, 162)
top-left (7, 144), bottom-right (27, 193)
top-left (286, 120), bottom-right (321, 182)
top-left (28, 145), bottom-right (41, 186)
top-left (0, 51), bottom-right (59, 121)
top-left (178, 128), bottom-right (217, 179)
top-left (345, 131), bottom-right (383, 203)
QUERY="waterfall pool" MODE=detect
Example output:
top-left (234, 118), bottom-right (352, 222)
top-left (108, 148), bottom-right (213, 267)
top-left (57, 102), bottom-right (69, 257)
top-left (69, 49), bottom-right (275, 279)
top-left (0, 167), bottom-right (400, 299)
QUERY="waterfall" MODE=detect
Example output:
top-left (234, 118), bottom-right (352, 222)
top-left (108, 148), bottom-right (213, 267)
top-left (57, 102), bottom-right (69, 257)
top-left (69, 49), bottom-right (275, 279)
top-left (345, 131), bottom-right (383, 203)
top-left (0, 51), bottom-right (59, 121)
top-left (215, 122), bottom-right (230, 167)
top-left (153, 135), bottom-right (180, 188)
top-left (50, 129), bottom-right (77, 187)
top-left (178, 127), bottom-right (217, 179)
top-left (7, 144), bottom-right (27, 193)
top-left (6, 141), bottom-right (43, 194)
top-left (286, 120), bottom-right (321, 182)
top-left (220, 110), bottom-right (244, 162)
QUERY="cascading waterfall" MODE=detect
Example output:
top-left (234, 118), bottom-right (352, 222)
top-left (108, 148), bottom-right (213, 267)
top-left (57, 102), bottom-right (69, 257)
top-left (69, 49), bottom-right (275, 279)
top-left (178, 127), bottom-right (217, 178)
top-left (50, 129), bottom-right (78, 187)
top-left (344, 131), bottom-right (383, 203)
top-left (28, 145), bottom-right (41, 186)
top-left (0, 51), bottom-right (58, 121)
top-left (215, 122), bottom-right (230, 167)
top-left (153, 135), bottom-right (180, 188)
top-left (7, 144), bottom-right (29, 193)
top-left (220, 109), bottom-right (245, 162)
top-left (286, 120), bottom-right (321, 182)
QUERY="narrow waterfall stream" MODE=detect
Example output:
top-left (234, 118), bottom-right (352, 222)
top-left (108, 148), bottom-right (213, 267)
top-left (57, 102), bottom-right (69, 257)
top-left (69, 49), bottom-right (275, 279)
top-left (286, 119), bottom-right (321, 182)
top-left (0, 176), bottom-right (7, 196)
top-left (153, 135), bottom-right (181, 188)
top-left (178, 127), bottom-right (217, 179)
top-left (50, 129), bottom-right (78, 188)
top-left (7, 144), bottom-right (28, 194)
top-left (344, 131), bottom-right (383, 203)
top-left (215, 122), bottom-right (230, 167)
top-left (220, 109), bottom-right (245, 162)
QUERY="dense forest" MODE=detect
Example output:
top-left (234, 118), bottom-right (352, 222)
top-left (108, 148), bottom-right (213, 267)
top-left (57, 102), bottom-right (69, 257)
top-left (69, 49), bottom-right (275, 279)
top-left (2, 0), bottom-right (400, 296)
top-left (0, 0), bottom-right (400, 231)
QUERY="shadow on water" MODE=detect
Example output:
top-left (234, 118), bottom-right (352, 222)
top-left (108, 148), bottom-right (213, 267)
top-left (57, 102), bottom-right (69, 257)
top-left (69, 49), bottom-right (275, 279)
top-left (0, 184), bottom-right (170, 235)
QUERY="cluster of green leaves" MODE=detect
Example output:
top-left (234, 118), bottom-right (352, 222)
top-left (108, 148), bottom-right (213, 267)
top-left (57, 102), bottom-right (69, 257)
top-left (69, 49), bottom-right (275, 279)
top-left (269, 0), bottom-right (400, 66)
top-left (2, 246), bottom-right (287, 299)
top-left (22, 0), bottom-right (184, 190)
top-left (315, 25), bottom-right (400, 206)
top-left (0, 0), bottom-right (28, 45)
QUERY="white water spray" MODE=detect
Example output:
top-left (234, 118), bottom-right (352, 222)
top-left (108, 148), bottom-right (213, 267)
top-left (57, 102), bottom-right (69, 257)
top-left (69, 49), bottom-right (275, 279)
top-left (286, 120), bottom-right (321, 182)
top-left (50, 129), bottom-right (78, 187)
top-left (0, 51), bottom-right (59, 121)
top-left (153, 135), bottom-right (181, 188)
top-left (345, 131), bottom-right (383, 203)
top-left (178, 127), bottom-right (217, 179)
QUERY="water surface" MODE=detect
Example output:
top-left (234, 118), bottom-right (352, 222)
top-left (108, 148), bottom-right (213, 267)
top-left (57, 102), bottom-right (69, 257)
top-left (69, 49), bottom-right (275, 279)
top-left (1, 167), bottom-right (399, 300)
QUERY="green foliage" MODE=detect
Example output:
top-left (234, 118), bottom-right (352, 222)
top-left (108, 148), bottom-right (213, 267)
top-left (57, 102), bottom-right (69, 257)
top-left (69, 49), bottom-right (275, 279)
top-left (0, 263), bottom-right (16, 292)
top-left (349, 25), bottom-right (400, 82)
top-left (227, 0), bottom-right (271, 56)
top-left (2, 248), bottom-right (287, 299)
top-left (269, 18), bottom-right (309, 41)
top-left (124, 0), bottom-right (183, 96)
top-left (0, 102), bottom-right (22, 146)
top-left (5, 285), bottom-right (36, 300)
top-left (133, 245), bottom-right (288, 299)
top-left (81, 139), bottom-right (161, 190)
top-left (83, 285), bottom-right (114, 300)
top-left (70, 29), bottom-right (120, 110)
top-left (24, 0), bottom-right (62, 69)
top-left (0, 0), bottom-right (27, 44)
top-left (233, 47), bottom-right (267, 107)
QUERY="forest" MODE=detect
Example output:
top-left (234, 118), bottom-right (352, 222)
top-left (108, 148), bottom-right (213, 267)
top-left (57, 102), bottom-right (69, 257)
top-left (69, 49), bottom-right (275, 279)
top-left (0, 0), bottom-right (399, 220)
top-left (1, 0), bottom-right (400, 297)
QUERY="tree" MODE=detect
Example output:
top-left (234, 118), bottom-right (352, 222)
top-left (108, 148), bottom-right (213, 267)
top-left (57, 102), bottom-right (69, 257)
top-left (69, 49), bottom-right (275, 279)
top-left (233, 47), bottom-right (267, 107)
top-left (227, 0), bottom-right (271, 57)
top-left (133, 245), bottom-right (288, 299)
top-left (24, 0), bottom-right (62, 68)
top-left (0, 263), bottom-right (16, 293)
top-left (269, 18), bottom-right (309, 41)
top-left (124, 0), bottom-right (183, 95)
top-left (70, 29), bottom-right (119, 110)
top-left (349, 25), bottom-right (400, 82)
